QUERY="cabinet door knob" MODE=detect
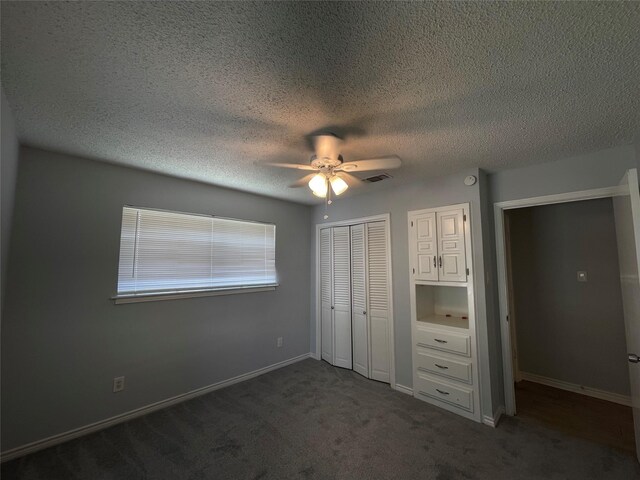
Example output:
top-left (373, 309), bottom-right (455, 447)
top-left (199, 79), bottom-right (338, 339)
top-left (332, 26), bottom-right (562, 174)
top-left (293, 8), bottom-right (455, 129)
top-left (433, 256), bottom-right (436, 268)
top-left (363, 311), bottom-right (367, 315)
top-left (331, 306), bottom-right (334, 310)
top-left (629, 353), bottom-right (639, 363)
top-left (438, 256), bottom-right (442, 268)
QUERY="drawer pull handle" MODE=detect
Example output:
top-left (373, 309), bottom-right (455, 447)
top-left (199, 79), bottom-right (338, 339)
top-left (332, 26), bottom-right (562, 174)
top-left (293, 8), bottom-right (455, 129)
top-left (434, 339), bottom-right (447, 344)
top-left (436, 389), bottom-right (450, 395)
top-left (434, 364), bottom-right (449, 369)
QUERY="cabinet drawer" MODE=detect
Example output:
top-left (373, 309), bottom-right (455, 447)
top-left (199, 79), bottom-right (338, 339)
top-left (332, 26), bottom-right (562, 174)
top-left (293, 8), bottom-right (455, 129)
top-left (415, 373), bottom-right (473, 412)
top-left (416, 351), bottom-right (472, 384)
top-left (415, 326), bottom-right (470, 357)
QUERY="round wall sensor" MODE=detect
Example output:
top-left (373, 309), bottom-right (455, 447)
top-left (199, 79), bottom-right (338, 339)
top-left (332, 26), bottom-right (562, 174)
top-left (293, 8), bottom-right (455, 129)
top-left (464, 175), bottom-right (477, 186)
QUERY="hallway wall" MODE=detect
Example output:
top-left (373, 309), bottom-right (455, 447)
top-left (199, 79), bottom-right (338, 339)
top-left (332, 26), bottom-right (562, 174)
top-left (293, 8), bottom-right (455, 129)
top-left (507, 198), bottom-right (629, 395)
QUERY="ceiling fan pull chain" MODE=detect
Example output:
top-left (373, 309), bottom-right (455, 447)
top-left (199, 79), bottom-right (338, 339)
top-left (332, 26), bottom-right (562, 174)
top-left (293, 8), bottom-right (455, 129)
top-left (324, 197), bottom-right (328, 220)
top-left (324, 177), bottom-right (331, 219)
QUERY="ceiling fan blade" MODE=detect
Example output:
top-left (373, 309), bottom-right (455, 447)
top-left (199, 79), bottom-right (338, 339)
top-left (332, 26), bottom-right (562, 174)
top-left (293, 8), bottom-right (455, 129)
top-left (312, 133), bottom-right (342, 160)
top-left (288, 173), bottom-right (317, 188)
top-left (336, 155), bottom-right (401, 172)
top-left (264, 162), bottom-right (317, 171)
top-left (335, 172), bottom-right (364, 188)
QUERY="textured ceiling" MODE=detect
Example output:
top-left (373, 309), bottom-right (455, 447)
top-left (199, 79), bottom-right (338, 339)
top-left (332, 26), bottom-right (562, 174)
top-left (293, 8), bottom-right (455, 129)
top-left (2, 1), bottom-right (639, 204)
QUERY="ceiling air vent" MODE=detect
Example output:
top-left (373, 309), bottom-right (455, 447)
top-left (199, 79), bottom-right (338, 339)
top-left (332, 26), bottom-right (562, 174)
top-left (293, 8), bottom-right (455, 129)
top-left (363, 173), bottom-right (392, 183)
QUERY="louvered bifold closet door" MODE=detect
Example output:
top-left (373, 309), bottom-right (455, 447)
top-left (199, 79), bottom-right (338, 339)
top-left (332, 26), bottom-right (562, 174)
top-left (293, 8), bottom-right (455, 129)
top-left (350, 224), bottom-right (369, 378)
top-left (320, 228), bottom-right (333, 363)
top-left (332, 226), bottom-right (352, 369)
top-left (367, 221), bottom-right (390, 383)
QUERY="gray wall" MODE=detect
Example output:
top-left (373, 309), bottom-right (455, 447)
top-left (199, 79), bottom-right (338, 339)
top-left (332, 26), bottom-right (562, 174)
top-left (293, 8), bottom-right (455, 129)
top-left (310, 169), bottom-right (502, 421)
top-left (507, 199), bottom-right (629, 395)
top-left (490, 144), bottom-right (637, 204)
top-left (478, 169), bottom-right (503, 413)
top-left (1, 87), bottom-right (19, 311)
top-left (1, 147), bottom-right (312, 451)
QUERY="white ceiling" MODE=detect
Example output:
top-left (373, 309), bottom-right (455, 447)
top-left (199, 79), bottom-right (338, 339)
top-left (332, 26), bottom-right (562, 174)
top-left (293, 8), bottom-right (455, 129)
top-left (1, 2), bottom-right (639, 204)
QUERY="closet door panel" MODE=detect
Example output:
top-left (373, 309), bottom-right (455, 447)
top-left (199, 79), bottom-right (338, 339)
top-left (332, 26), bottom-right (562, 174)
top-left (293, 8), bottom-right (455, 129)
top-left (413, 213), bottom-right (438, 281)
top-left (320, 228), bottom-right (333, 362)
top-left (351, 224), bottom-right (369, 378)
top-left (367, 221), bottom-right (390, 383)
top-left (437, 209), bottom-right (467, 282)
top-left (332, 226), bottom-right (352, 369)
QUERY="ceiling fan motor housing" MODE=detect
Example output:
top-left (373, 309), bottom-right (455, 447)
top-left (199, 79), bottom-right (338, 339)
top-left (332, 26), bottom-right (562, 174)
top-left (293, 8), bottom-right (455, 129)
top-left (310, 154), bottom-right (344, 170)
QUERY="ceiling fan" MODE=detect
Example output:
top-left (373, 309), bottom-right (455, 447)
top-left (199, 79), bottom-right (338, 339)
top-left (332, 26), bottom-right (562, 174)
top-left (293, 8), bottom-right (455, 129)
top-left (265, 133), bottom-right (401, 199)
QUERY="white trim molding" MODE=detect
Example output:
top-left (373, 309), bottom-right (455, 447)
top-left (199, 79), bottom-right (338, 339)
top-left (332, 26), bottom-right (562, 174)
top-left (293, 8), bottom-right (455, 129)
top-left (519, 372), bottom-right (632, 407)
top-left (394, 384), bottom-right (414, 396)
top-left (1, 353), bottom-right (311, 463)
top-left (482, 405), bottom-right (505, 428)
top-left (113, 285), bottom-right (277, 304)
top-left (494, 185), bottom-right (622, 211)
top-left (494, 185), bottom-right (623, 416)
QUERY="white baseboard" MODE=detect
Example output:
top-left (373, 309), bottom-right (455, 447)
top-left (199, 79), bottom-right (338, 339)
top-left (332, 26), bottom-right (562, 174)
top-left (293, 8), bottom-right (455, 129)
top-left (483, 405), bottom-right (505, 428)
top-left (394, 384), bottom-right (413, 396)
top-left (519, 371), bottom-right (632, 407)
top-left (1, 353), bottom-right (311, 463)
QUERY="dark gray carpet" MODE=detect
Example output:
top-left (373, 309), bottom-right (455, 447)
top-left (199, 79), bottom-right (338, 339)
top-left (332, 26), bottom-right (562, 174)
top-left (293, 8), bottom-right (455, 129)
top-left (2, 359), bottom-right (639, 479)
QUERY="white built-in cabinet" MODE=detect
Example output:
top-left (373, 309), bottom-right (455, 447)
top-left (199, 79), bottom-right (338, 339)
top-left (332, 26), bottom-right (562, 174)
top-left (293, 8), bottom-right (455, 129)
top-left (411, 208), bottom-right (467, 283)
top-left (409, 204), bottom-right (481, 422)
top-left (320, 221), bottom-right (391, 383)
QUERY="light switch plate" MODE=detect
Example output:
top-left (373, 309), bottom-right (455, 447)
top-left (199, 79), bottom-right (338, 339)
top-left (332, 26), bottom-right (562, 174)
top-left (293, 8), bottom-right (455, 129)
top-left (113, 376), bottom-right (125, 393)
top-left (577, 271), bottom-right (588, 282)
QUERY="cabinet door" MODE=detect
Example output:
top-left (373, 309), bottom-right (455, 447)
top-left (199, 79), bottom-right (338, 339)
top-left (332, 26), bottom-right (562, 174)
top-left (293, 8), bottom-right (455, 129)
top-left (437, 209), bottom-right (467, 282)
top-left (411, 213), bottom-right (438, 281)
top-left (367, 221), bottom-right (390, 383)
top-left (350, 224), bottom-right (369, 378)
top-left (332, 226), bottom-right (352, 369)
top-left (320, 228), bottom-right (333, 363)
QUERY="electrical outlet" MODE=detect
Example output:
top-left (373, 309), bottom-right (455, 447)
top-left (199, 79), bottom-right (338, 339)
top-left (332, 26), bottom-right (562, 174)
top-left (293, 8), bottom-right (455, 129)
top-left (113, 376), bottom-right (125, 393)
top-left (277, 337), bottom-right (283, 348)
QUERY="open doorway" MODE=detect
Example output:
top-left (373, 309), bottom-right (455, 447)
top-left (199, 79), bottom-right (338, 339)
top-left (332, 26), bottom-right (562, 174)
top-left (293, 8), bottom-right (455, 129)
top-left (505, 198), bottom-right (634, 454)
top-left (495, 170), bottom-right (640, 462)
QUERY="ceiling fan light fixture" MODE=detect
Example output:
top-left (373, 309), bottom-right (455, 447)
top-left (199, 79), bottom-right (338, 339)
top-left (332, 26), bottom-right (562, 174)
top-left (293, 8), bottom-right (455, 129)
top-left (329, 175), bottom-right (349, 195)
top-left (309, 173), bottom-right (328, 197)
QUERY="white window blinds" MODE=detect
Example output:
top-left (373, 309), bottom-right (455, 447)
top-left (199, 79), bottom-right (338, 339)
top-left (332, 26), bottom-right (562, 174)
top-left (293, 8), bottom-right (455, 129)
top-left (117, 207), bottom-right (277, 296)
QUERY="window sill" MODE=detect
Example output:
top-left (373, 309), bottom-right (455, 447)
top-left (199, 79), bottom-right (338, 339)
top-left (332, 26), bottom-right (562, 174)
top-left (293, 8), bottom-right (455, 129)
top-left (112, 284), bottom-right (278, 304)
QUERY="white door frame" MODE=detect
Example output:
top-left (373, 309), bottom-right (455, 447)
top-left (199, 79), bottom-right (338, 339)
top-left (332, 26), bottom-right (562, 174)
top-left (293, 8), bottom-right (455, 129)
top-left (495, 185), bottom-right (621, 416)
top-left (314, 213), bottom-right (396, 390)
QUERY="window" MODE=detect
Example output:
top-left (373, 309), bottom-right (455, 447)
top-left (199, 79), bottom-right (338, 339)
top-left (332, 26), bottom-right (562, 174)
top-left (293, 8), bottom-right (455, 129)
top-left (116, 206), bottom-right (276, 299)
